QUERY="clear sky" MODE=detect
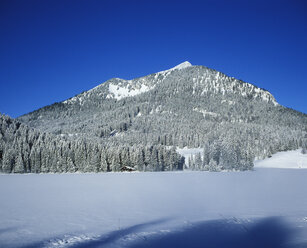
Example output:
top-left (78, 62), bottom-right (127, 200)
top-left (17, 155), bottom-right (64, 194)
top-left (0, 0), bottom-right (306, 117)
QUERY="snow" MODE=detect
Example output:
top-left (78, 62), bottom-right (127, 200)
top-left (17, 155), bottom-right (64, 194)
top-left (156, 61), bottom-right (192, 76)
top-left (195, 74), bottom-right (278, 106)
top-left (176, 147), bottom-right (203, 167)
top-left (255, 149), bottom-right (307, 169)
top-left (221, 99), bottom-right (235, 105)
top-left (108, 83), bottom-right (152, 100)
top-left (1, 150), bottom-right (307, 247)
top-left (193, 108), bottom-right (219, 118)
top-left (170, 61), bottom-right (192, 70)
top-left (106, 62), bottom-right (192, 100)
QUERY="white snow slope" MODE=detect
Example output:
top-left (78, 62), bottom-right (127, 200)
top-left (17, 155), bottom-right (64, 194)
top-left (255, 149), bottom-right (307, 169)
top-left (1, 150), bottom-right (307, 248)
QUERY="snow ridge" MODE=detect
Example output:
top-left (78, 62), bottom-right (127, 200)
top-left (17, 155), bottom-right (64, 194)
top-left (168, 61), bottom-right (192, 71)
top-left (156, 61), bottom-right (192, 76)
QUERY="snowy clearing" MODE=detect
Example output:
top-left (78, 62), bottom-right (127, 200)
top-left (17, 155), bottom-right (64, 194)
top-left (255, 149), bottom-right (307, 169)
top-left (176, 147), bottom-right (203, 167)
top-left (1, 150), bottom-right (307, 247)
top-left (107, 83), bottom-right (153, 100)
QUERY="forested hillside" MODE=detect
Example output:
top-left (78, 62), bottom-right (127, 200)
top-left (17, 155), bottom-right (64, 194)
top-left (0, 114), bottom-right (184, 173)
top-left (1, 62), bottom-right (306, 173)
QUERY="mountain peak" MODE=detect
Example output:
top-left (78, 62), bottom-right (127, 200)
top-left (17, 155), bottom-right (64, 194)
top-left (156, 61), bottom-right (192, 75)
top-left (170, 61), bottom-right (192, 70)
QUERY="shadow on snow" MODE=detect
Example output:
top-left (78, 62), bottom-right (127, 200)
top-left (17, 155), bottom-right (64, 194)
top-left (19, 217), bottom-right (307, 248)
top-left (128, 217), bottom-right (302, 248)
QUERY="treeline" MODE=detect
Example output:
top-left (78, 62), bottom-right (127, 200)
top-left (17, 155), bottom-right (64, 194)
top-left (0, 114), bottom-right (184, 173)
top-left (188, 138), bottom-right (254, 172)
top-left (1, 112), bottom-right (306, 173)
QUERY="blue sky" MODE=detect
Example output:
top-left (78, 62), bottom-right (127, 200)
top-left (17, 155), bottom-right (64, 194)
top-left (0, 0), bottom-right (306, 117)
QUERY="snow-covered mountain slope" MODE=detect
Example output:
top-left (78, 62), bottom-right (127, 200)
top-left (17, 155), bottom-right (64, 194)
top-left (63, 61), bottom-right (193, 104)
top-left (255, 149), bottom-right (307, 169)
top-left (62, 61), bottom-right (278, 106)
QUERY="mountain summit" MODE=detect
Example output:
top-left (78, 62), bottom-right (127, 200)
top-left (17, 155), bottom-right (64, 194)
top-left (1, 62), bottom-right (306, 173)
top-left (168, 61), bottom-right (192, 70)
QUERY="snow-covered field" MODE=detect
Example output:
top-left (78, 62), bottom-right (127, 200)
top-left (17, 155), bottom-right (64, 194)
top-left (1, 150), bottom-right (307, 248)
top-left (255, 149), bottom-right (307, 169)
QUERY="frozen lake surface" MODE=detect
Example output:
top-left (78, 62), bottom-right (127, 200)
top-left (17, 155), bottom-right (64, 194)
top-left (1, 150), bottom-right (307, 247)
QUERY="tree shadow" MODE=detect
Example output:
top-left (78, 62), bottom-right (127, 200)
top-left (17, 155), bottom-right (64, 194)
top-left (18, 216), bottom-right (307, 248)
top-left (70, 218), bottom-right (171, 248)
top-left (19, 218), bottom-right (171, 248)
top-left (129, 217), bottom-right (300, 248)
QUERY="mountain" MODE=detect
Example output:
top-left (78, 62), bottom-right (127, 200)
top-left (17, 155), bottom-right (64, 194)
top-left (1, 62), bottom-right (307, 173)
